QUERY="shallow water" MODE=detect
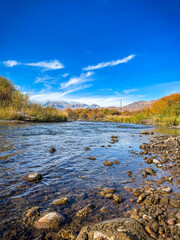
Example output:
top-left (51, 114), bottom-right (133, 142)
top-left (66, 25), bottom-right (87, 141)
top-left (0, 121), bottom-right (179, 239)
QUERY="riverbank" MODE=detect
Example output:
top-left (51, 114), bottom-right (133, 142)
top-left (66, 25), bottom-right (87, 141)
top-left (0, 122), bottom-right (179, 239)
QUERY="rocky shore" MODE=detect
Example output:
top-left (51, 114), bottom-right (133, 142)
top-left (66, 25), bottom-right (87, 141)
top-left (1, 132), bottom-right (180, 240)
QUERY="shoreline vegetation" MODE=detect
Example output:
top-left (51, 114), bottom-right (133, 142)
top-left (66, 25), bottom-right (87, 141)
top-left (0, 76), bottom-right (67, 122)
top-left (0, 76), bottom-right (179, 126)
top-left (67, 93), bottom-right (180, 127)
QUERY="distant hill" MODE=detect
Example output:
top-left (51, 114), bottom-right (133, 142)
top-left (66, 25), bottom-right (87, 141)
top-left (43, 101), bottom-right (100, 110)
top-left (108, 100), bottom-right (155, 112)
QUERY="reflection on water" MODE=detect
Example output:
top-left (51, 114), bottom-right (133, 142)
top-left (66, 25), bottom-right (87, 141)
top-left (0, 121), bottom-right (179, 238)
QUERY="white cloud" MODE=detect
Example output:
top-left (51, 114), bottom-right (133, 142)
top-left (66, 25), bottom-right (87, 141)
top-left (123, 88), bottom-right (138, 94)
top-left (2, 59), bottom-right (64, 71)
top-left (3, 60), bottom-right (19, 67)
top-left (83, 54), bottom-right (135, 71)
top-left (62, 73), bottom-right (70, 78)
top-left (26, 60), bottom-right (64, 70)
top-left (34, 75), bottom-right (57, 84)
top-left (60, 72), bottom-right (94, 89)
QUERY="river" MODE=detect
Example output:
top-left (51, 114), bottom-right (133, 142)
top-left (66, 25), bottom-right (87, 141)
top-left (0, 121), bottom-right (179, 239)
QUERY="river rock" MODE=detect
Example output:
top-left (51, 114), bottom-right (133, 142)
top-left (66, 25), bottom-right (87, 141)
top-left (25, 172), bottom-right (42, 182)
top-left (104, 160), bottom-right (113, 166)
top-left (103, 188), bottom-right (116, 193)
top-left (76, 204), bottom-right (93, 217)
top-left (52, 197), bottom-right (69, 205)
top-left (88, 157), bottom-right (96, 160)
top-left (113, 194), bottom-right (123, 203)
top-left (25, 206), bottom-right (40, 218)
top-left (84, 147), bottom-right (91, 150)
top-left (49, 147), bottom-right (56, 153)
top-left (76, 218), bottom-right (152, 240)
top-left (113, 160), bottom-right (120, 164)
top-left (58, 229), bottom-right (77, 239)
top-left (160, 187), bottom-right (172, 194)
top-left (34, 211), bottom-right (65, 229)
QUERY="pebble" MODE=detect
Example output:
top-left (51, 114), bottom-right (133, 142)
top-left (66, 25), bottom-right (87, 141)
top-left (26, 172), bottom-right (42, 182)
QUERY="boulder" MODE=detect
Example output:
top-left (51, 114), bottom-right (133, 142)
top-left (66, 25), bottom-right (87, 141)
top-left (76, 218), bottom-right (152, 240)
top-left (34, 211), bottom-right (65, 229)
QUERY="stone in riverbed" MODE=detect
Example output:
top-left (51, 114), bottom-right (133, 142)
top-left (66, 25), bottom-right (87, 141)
top-left (24, 172), bottom-right (42, 182)
top-left (25, 206), bottom-right (40, 218)
top-left (128, 170), bottom-right (132, 177)
top-left (76, 204), bottom-right (93, 217)
top-left (113, 194), bottom-right (123, 203)
top-left (103, 188), bottom-right (116, 193)
top-left (105, 193), bottom-right (113, 199)
top-left (76, 218), bottom-right (152, 240)
top-left (112, 160), bottom-right (120, 164)
top-left (160, 187), bottom-right (172, 194)
top-left (52, 197), bottom-right (69, 205)
top-left (104, 160), bottom-right (113, 166)
top-left (34, 211), bottom-right (65, 229)
top-left (58, 229), bottom-right (77, 239)
top-left (84, 147), bottom-right (91, 150)
top-left (49, 147), bottom-right (56, 153)
top-left (88, 157), bottom-right (96, 160)
top-left (169, 198), bottom-right (180, 208)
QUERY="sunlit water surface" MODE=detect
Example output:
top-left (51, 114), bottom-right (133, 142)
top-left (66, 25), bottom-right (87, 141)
top-left (0, 121), bottom-right (179, 238)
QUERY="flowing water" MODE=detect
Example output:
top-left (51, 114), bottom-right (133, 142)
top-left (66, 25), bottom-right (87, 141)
top-left (0, 121), bottom-right (179, 239)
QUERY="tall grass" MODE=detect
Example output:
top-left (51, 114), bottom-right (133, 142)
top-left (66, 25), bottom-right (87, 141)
top-left (0, 76), bottom-right (67, 122)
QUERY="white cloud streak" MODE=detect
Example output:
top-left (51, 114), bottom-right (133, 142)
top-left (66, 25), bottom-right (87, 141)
top-left (123, 88), bottom-right (138, 94)
top-left (26, 60), bottom-right (64, 70)
top-left (2, 60), bottom-right (64, 70)
top-left (3, 60), bottom-right (19, 67)
top-left (83, 54), bottom-right (135, 71)
top-left (60, 71), bottom-right (94, 89)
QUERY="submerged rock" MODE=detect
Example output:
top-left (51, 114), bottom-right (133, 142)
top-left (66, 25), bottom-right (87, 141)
top-left (84, 147), bottom-right (91, 150)
top-left (76, 204), bottom-right (93, 218)
top-left (52, 197), bottom-right (69, 205)
top-left (88, 157), bottom-right (96, 160)
top-left (25, 206), bottom-right (40, 218)
top-left (34, 211), bottom-right (65, 229)
top-left (49, 147), bottom-right (56, 153)
top-left (104, 160), bottom-right (113, 166)
top-left (76, 218), bottom-right (152, 240)
top-left (24, 172), bottom-right (42, 182)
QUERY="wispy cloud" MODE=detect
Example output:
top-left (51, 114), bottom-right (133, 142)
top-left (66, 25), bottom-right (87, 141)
top-left (34, 75), bottom-right (58, 84)
top-left (60, 71), bottom-right (94, 89)
top-left (3, 60), bottom-right (19, 67)
top-left (83, 54), bottom-right (135, 71)
top-left (62, 73), bottom-right (70, 78)
top-left (123, 88), bottom-right (138, 94)
top-left (26, 60), bottom-right (64, 70)
top-left (1, 59), bottom-right (64, 71)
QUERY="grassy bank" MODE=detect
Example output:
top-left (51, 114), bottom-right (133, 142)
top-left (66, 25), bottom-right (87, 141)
top-left (0, 76), bottom-right (67, 122)
top-left (67, 93), bottom-right (180, 127)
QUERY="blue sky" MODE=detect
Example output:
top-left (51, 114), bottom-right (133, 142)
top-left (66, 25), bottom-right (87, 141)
top-left (0, 0), bottom-right (180, 107)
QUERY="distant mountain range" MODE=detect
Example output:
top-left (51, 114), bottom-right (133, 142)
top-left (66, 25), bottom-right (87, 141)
top-left (43, 99), bottom-right (155, 112)
top-left (108, 100), bottom-right (155, 112)
top-left (43, 101), bottom-right (100, 110)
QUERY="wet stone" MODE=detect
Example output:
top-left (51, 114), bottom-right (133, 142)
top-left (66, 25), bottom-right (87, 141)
top-left (52, 197), bottom-right (69, 205)
top-left (49, 147), bottom-right (56, 153)
top-left (76, 204), bottom-right (93, 218)
top-left (104, 160), bottom-right (113, 166)
top-left (88, 157), bottom-right (96, 160)
top-left (25, 172), bottom-right (42, 182)
top-left (34, 211), bottom-right (65, 229)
